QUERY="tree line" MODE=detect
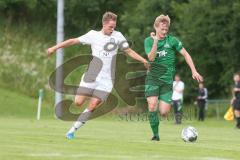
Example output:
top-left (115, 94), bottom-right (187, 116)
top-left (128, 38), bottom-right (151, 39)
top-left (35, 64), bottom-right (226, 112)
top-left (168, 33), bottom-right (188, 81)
top-left (0, 0), bottom-right (240, 101)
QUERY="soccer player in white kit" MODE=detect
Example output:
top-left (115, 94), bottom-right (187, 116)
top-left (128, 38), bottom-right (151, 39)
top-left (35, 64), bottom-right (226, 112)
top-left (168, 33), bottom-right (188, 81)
top-left (172, 74), bottom-right (185, 124)
top-left (47, 12), bottom-right (149, 139)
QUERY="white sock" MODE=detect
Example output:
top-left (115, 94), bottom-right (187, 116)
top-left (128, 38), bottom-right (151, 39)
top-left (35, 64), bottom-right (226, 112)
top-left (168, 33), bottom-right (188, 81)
top-left (67, 121), bottom-right (84, 133)
top-left (83, 108), bottom-right (90, 113)
top-left (67, 108), bottom-right (90, 134)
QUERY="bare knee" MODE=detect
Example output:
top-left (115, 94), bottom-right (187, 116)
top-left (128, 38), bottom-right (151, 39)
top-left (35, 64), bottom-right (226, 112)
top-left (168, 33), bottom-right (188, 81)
top-left (90, 101), bottom-right (100, 107)
top-left (74, 96), bottom-right (86, 107)
top-left (74, 99), bottom-right (84, 106)
top-left (88, 98), bottom-right (102, 111)
top-left (148, 102), bottom-right (157, 112)
top-left (159, 101), bottom-right (171, 117)
top-left (147, 97), bottom-right (158, 112)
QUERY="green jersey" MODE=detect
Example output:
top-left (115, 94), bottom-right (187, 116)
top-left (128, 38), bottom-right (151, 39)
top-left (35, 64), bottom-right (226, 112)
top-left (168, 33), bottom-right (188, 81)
top-left (144, 35), bottom-right (183, 83)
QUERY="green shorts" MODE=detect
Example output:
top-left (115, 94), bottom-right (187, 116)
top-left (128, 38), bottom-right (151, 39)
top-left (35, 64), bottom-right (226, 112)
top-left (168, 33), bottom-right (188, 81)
top-left (145, 76), bottom-right (173, 104)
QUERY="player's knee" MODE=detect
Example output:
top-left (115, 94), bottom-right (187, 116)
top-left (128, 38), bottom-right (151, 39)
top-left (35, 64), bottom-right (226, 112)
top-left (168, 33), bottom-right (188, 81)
top-left (74, 99), bottom-right (84, 107)
top-left (148, 102), bottom-right (157, 112)
top-left (89, 99), bottom-right (102, 109)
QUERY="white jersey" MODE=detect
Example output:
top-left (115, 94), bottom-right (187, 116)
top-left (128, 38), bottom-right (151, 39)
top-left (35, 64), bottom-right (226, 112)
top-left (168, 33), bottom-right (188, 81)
top-left (78, 30), bottom-right (128, 80)
top-left (172, 81), bottom-right (184, 101)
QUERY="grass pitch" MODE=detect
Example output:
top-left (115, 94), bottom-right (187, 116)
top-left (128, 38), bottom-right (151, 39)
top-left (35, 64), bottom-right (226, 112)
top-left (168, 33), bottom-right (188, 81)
top-left (0, 116), bottom-right (239, 160)
top-left (0, 87), bottom-right (239, 160)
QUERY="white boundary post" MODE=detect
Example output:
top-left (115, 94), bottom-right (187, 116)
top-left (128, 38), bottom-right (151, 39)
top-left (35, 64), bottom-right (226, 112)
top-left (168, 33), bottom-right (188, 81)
top-left (37, 89), bottom-right (44, 120)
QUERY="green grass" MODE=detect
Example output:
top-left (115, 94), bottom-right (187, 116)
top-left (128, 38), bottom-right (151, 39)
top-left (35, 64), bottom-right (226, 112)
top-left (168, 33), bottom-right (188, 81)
top-left (0, 87), bottom-right (54, 118)
top-left (0, 87), bottom-right (240, 160)
top-left (0, 117), bottom-right (239, 160)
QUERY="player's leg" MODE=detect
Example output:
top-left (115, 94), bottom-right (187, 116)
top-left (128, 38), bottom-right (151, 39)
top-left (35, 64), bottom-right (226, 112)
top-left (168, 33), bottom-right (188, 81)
top-left (147, 96), bottom-right (159, 141)
top-left (158, 91), bottom-right (172, 117)
top-left (235, 110), bottom-right (240, 128)
top-left (172, 100), bottom-right (178, 123)
top-left (198, 101), bottom-right (204, 121)
top-left (173, 100), bottom-right (182, 124)
top-left (159, 100), bottom-right (171, 116)
top-left (72, 97), bottom-right (102, 130)
top-left (66, 77), bottom-right (112, 139)
top-left (66, 97), bottom-right (102, 139)
top-left (156, 100), bottom-right (171, 139)
top-left (145, 81), bottom-right (160, 141)
top-left (197, 102), bottom-right (200, 120)
top-left (69, 86), bottom-right (109, 135)
top-left (176, 100), bottom-right (183, 124)
top-left (66, 77), bottom-right (97, 139)
top-left (202, 102), bottom-right (206, 121)
top-left (233, 100), bottom-right (240, 128)
top-left (172, 100), bottom-right (177, 113)
top-left (74, 95), bottom-right (88, 107)
top-left (66, 95), bottom-right (88, 138)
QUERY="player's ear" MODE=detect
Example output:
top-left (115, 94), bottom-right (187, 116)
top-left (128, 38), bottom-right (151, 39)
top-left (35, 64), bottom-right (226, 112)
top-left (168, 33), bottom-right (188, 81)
top-left (102, 21), bottom-right (107, 27)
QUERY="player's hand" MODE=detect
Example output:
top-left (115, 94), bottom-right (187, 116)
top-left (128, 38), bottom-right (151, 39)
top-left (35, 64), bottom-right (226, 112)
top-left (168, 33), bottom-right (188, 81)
top-left (192, 71), bottom-right (203, 82)
top-left (150, 32), bottom-right (158, 42)
top-left (47, 47), bottom-right (56, 57)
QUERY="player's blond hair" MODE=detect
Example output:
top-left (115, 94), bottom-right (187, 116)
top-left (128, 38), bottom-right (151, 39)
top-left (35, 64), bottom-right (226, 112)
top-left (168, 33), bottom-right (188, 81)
top-left (234, 73), bottom-right (240, 77)
top-left (154, 14), bottom-right (171, 28)
top-left (102, 12), bottom-right (117, 23)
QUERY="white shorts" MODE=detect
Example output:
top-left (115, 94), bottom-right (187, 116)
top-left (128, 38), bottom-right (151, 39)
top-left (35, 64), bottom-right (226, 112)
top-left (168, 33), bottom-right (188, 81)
top-left (77, 74), bottom-right (114, 101)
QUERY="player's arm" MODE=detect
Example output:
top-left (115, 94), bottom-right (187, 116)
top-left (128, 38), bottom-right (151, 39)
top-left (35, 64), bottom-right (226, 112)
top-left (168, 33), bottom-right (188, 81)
top-left (179, 48), bottom-right (203, 82)
top-left (124, 48), bottom-right (150, 69)
top-left (47, 38), bottom-right (80, 56)
top-left (174, 83), bottom-right (184, 93)
top-left (147, 32), bottom-right (158, 61)
top-left (175, 87), bottom-right (184, 93)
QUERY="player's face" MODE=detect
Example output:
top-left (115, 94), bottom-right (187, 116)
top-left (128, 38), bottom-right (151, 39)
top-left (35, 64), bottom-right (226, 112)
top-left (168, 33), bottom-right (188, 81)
top-left (155, 21), bottom-right (169, 38)
top-left (175, 75), bottom-right (180, 81)
top-left (233, 75), bottom-right (240, 82)
top-left (102, 20), bottom-right (116, 35)
top-left (199, 83), bottom-right (204, 89)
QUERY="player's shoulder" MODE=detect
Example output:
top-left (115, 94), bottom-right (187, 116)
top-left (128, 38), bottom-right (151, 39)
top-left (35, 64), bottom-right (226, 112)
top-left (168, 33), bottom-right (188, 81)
top-left (112, 30), bottom-right (121, 34)
top-left (167, 35), bottom-right (180, 42)
top-left (111, 30), bottom-right (124, 37)
top-left (167, 35), bottom-right (183, 48)
top-left (87, 30), bottom-right (98, 35)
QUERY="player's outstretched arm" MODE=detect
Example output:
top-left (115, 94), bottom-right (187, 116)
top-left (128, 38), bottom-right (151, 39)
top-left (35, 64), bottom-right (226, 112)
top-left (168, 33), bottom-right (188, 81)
top-left (124, 48), bottom-right (150, 69)
top-left (47, 38), bottom-right (80, 56)
top-left (179, 48), bottom-right (203, 82)
top-left (147, 32), bottom-right (158, 61)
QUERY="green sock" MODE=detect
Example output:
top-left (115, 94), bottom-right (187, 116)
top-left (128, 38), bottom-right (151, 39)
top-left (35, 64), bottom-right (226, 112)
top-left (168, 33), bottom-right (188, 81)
top-left (148, 111), bottom-right (159, 137)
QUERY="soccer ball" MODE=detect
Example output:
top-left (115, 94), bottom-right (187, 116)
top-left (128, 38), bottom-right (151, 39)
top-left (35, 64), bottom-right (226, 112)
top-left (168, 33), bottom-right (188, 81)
top-left (181, 126), bottom-right (198, 142)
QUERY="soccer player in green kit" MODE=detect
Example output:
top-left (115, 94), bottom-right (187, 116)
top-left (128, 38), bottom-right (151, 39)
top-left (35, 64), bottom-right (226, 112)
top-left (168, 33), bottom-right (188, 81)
top-left (144, 14), bottom-right (203, 141)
